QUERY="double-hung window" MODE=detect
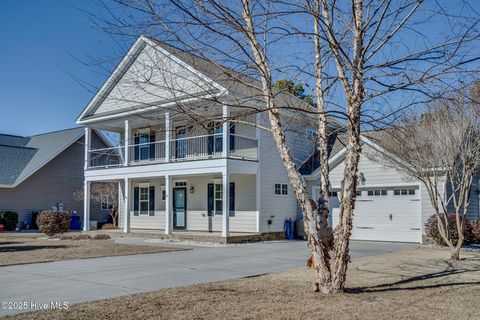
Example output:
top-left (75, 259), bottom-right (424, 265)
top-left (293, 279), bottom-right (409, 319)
top-left (101, 195), bottom-right (112, 211)
top-left (214, 184), bottom-right (223, 215)
top-left (274, 183), bottom-right (288, 196)
top-left (139, 186), bottom-right (149, 215)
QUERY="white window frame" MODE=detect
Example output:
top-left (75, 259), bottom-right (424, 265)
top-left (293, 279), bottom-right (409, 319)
top-left (274, 183), bottom-right (288, 196)
top-left (368, 189), bottom-right (388, 196)
top-left (174, 180), bottom-right (187, 187)
top-left (138, 183), bottom-right (150, 215)
top-left (101, 195), bottom-right (112, 211)
top-left (214, 183), bottom-right (223, 215)
top-left (393, 188), bottom-right (416, 196)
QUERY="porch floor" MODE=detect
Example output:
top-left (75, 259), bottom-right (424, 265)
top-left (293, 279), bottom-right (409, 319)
top-left (99, 229), bottom-right (284, 244)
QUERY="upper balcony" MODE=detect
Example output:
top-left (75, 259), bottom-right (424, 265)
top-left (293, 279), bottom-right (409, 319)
top-left (85, 109), bottom-right (258, 170)
top-left (87, 132), bottom-right (258, 169)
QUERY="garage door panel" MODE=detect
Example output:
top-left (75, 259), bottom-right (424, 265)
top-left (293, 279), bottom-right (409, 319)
top-left (329, 186), bottom-right (421, 243)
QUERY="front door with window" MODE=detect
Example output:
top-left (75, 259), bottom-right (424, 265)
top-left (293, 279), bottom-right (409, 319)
top-left (173, 187), bottom-right (187, 229)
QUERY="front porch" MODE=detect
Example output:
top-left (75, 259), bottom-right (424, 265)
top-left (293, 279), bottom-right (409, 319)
top-left (98, 229), bottom-right (284, 244)
top-left (83, 167), bottom-right (260, 238)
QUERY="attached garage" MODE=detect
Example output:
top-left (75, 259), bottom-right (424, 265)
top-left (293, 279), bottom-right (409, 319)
top-left (327, 186), bottom-right (422, 243)
top-left (304, 136), bottom-right (427, 244)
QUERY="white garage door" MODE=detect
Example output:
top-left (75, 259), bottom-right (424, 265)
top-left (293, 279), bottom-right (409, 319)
top-left (325, 187), bottom-right (421, 243)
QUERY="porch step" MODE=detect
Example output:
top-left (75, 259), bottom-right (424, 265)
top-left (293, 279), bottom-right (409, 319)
top-left (101, 230), bottom-right (285, 244)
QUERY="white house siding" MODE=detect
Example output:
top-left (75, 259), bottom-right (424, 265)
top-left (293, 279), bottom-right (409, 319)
top-left (119, 179), bottom-right (166, 229)
top-left (92, 43), bottom-right (218, 117)
top-left (119, 174), bottom-right (257, 232)
top-left (306, 144), bottom-right (452, 242)
top-left (258, 114), bottom-right (299, 233)
top-left (186, 174), bottom-right (257, 233)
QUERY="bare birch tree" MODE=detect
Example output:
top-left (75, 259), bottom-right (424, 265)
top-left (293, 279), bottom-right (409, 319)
top-left (75, 183), bottom-right (120, 228)
top-left (81, 0), bottom-right (480, 292)
top-left (370, 94), bottom-right (480, 260)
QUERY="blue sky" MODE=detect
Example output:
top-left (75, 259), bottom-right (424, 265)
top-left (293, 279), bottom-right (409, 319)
top-left (1, 1), bottom-right (479, 136)
top-left (0, 0), bottom-right (128, 136)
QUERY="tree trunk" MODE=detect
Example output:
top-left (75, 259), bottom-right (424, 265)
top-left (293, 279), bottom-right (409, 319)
top-left (331, 103), bottom-right (362, 292)
top-left (241, 0), bottom-right (333, 292)
top-left (450, 248), bottom-right (460, 260)
top-left (110, 210), bottom-right (117, 228)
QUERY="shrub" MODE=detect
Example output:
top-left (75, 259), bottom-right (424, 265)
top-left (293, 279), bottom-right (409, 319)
top-left (470, 220), bottom-right (480, 244)
top-left (93, 234), bottom-right (111, 240)
top-left (72, 234), bottom-right (92, 241)
top-left (425, 214), bottom-right (473, 246)
top-left (36, 211), bottom-right (70, 236)
top-left (0, 211), bottom-right (18, 231)
top-left (101, 223), bottom-right (116, 230)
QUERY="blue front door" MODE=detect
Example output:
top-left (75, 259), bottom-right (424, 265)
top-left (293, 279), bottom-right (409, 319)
top-left (173, 188), bottom-right (186, 229)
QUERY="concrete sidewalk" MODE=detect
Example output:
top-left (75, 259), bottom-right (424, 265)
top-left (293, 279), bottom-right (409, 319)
top-left (0, 240), bottom-right (414, 316)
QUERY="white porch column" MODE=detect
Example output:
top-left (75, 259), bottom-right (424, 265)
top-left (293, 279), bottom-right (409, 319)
top-left (256, 168), bottom-right (261, 233)
top-left (255, 113), bottom-right (261, 233)
top-left (84, 127), bottom-right (91, 170)
top-left (124, 178), bottom-right (130, 233)
top-left (83, 180), bottom-right (91, 231)
top-left (222, 170), bottom-right (230, 237)
top-left (222, 105), bottom-right (229, 158)
top-left (165, 113), bottom-right (170, 162)
top-left (165, 175), bottom-right (172, 234)
top-left (124, 120), bottom-right (130, 166)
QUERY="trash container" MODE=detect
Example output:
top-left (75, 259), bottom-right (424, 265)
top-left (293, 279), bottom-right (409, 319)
top-left (70, 215), bottom-right (81, 230)
top-left (284, 219), bottom-right (294, 240)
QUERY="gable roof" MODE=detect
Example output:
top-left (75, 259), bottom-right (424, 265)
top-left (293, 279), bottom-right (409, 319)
top-left (301, 127), bottom-right (413, 179)
top-left (0, 127), bottom-right (85, 188)
top-left (77, 35), bottom-right (324, 125)
top-left (298, 133), bottom-right (348, 175)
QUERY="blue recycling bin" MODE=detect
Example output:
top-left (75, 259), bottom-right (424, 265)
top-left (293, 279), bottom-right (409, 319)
top-left (284, 219), bottom-right (294, 240)
top-left (70, 215), bottom-right (81, 230)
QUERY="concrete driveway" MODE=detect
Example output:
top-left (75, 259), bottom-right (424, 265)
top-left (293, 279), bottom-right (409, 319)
top-left (0, 240), bottom-right (414, 316)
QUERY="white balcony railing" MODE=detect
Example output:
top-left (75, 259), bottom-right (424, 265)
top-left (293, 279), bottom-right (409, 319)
top-left (228, 134), bottom-right (258, 160)
top-left (87, 133), bottom-right (257, 169)
top-left (88, 146), bottom-right (124, 168)
top-left (129, 140), bottom-right (166, 164)
top-left (170, 133), bottom-right (223, 161)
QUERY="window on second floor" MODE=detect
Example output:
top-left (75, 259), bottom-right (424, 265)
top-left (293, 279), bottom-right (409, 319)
top-left (274, 183), bottom-right (288, 196)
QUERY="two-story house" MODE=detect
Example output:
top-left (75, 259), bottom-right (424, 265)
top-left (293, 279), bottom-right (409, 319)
top-left (77, 35), bottom-right (317, 239)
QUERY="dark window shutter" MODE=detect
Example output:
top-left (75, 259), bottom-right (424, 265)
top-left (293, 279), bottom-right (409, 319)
top-left (229, 182), bottom-right (235, 217)
top-left (229, 123), bottom-right (235, 151)
top-left (149, 131), bottom-right (156, 160)
top-left (134, 135), bottom-right (140, 161)
top-left (207, 183), bottom-right (214, 216)
top-left (133, 187), bottom-right (139, 216)
top-left (149, 186), bottom-right (155, 216)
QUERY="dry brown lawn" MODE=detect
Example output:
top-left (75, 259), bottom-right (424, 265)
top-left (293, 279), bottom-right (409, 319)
top-left (0, 235), bottom-right (185, 267)
top-left (4, 247), bottom-right (480, 320)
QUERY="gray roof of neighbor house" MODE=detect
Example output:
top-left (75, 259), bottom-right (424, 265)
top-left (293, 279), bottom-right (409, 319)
top-left (0, 127), bottom-right (85, 187)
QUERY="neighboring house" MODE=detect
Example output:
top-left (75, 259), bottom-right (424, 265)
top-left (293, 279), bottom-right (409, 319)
top-left (0, 128), bottom-right (108, 228)
top-left (77, 35), bottom-right (322, 238)
top-left (301, 132), bottom-right (480, 244)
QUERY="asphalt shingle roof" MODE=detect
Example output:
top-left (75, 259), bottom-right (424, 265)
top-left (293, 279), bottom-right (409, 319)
top-left (0, 127), bottom-right (84, 187)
